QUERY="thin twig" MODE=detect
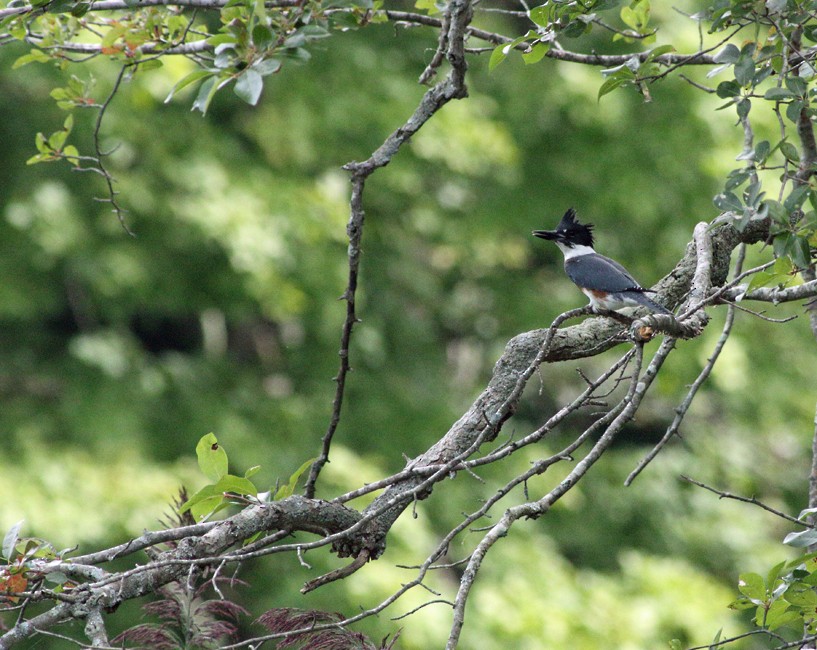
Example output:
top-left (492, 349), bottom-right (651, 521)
top-left (88, 64), bottom-right (132, 235)
top-left (626, 299), bottom-right (735, 485)
top-left (302, 172), bottom-right (365, 499)
top-left (303, 0), bottom-right (473, 499)
top-left (681, 475), bottom-right (804, 526)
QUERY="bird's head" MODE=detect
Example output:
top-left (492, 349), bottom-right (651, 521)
top-left (532, 208), bottom-right (595, 248)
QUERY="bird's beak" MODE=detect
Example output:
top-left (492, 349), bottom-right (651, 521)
top-left (532, 229), bottom-right (558, 240)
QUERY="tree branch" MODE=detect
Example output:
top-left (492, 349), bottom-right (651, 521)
top-left (303, 0), bottom-right (473, 501)
top-left (0, 496), bottom-right (361, 648)
top-left (681, 475), bottom-right (804, 526)
top-left (446, 335), bottom-right (676, 648)
top-left (342, 218), bottom-right (770, 561)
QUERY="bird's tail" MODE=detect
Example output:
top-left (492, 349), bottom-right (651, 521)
top-left (632, 291), bottom-right (672, 315)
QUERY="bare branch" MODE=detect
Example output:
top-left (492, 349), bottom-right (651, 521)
top-left (447, 336), bottom-right (676, 648)
top-left (626, 299), bottom-right (737, 486)
top-left (304, 0), bottom-right (473, 499)
top-left (681, 476), bottom-right (804, 526)
top-left (0, 496), bottom-right (361, 648)
top-left (83, 608), bottom-right (109, 648)
top-left (720, 278), bottom-right (817, 304)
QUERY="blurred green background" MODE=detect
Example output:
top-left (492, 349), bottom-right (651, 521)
top-left (0, 2), bottom-right (814, 648)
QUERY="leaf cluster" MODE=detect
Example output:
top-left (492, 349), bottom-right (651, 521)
top-left (0, 521), bottom-right (67, 603)
top-left (180, 433), bottom-right (314, 522)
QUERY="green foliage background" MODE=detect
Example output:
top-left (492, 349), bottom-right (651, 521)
top-left (0, 4), bottom-right (814, 647)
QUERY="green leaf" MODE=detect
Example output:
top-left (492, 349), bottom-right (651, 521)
top-left (300, 24), bottom-right (330, 39)
top-left (213, 473), bottom-right (257, 497)
top-left (745, 269), bottom-right (790, 294)
top-left (800, 553), bottom-right (817, 574)
top-left (773, 232), bottom-right (792, 259)
top-left (185, 489), bottom-right (229, 521)
top-left (12, 49), bottom-right (50, 69)
top-left (528, 5), bottom-right (550, 27)
top-left (738, 572), bottom-right (766, 602)
top-left (47, 0), bottom-right (76, 13)
top-left (784, 582), bottom-right (817, 608)
top-left (207, 33), bottom-right (239, 47)
top-left (245, 465), bottom-right (261, 479)
top-left (489, 44), bottom-right (507, 72)
top-left (253, 0), bottom-right (267, 22)
top-left (797, 508), bottom-right (817, 521)
top-left (725, 167), bottom-right (751, 190)
top-left (101, 24), bottom-right (127, 50)
top-left (488, 34), bottom-right (532, 72)
top-left (786, 100), bottom-right (804, 124)
top-left (62, 145), bottom-right (80, 165)
top-left (780, 141), bottom-right (799, 163)
top-left (755, 140), bottom-right (770, 164)
top-left (192, 76), bottom-right (222, 115)
top-left (790, 235), bottom-right (812, 269)
top-left (34, 132), bottom-right (48, 154)
top-left (620, 0), bottom-right (650, 31)
top-left (765, 199), bottom-right (787, 224)
top-left (234, 69), bottom-right (264, 105)
top-left (165, 70), bottom-right (213, 104)
top-left (180, 474), bottom-right (258, 520)
top-left (772, 256), bottom-right (794, 276)
top-left (48, 129), bottom-right (68, 152)
top-left (26, 153), bottom-right (51, 165)
top-left (644, 44), bottom-right (674, 64)
top-left (716, 80), bottom-right (741, 98)
top-left (522, 42), bottom-right (549, 65)
top-left (784, 184), bottom-right (810, 212)
top-left (70, 2), bottom-right (90, 16)
top-left (765, 598), bottom-right (800, 630)
top-left (179, 484), bottom-right (222, 514)
top-left (764, 86), bottom-right (797, 100)
top-left (713, 43), bottom-right (739, 64)
top-left (138, 59), bottom-right (163, 72)
top-left (598, 68), bottom-right (635, 100)
top-left (414, 0), bottom-right (439, 14)
top-left (784, 528), bottom-right (817, 548)
top-left (734, 56), bottom-right (755, 86)
top-left (728, 595), bottom-right (756, 611)
top-left (274, 457), bottom-right (317, 500)
top-left (196, 432), bottom-right (228, 481)
top-left (251, 24), bottom-right (274, 49)
top-left (786, 75), bottom-right (807, 96)
top-left (254, 58), bottom-right (281, 76)
top-left (283, 31), bottom-right (306, 48)
top-left (713, 190), bottom-right (742, 212)
top-left (2, 520), bottom-right (24, 560)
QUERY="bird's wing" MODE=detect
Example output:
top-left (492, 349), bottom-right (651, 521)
top-left (564, 254), bottom-right (645, 293)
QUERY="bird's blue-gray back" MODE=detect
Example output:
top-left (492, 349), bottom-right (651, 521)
top-left (564, 254), bottom-right (644, 293)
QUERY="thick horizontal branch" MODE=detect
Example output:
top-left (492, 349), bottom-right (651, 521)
top-left (336, 217), bottom-right (771, 561)
top-left (70, 521), bottom-right (219, 565)
top-left (0, 496), bottom-right (361, 649)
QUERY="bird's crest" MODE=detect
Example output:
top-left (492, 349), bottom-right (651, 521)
top-left (556, 208), bottom-right (594, 247)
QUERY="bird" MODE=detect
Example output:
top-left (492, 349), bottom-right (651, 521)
top-left (532, 208), bottom-right (672, 315)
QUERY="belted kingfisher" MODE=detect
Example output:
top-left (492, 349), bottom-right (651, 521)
top-left (533, 208), bottom-right (671, 315)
